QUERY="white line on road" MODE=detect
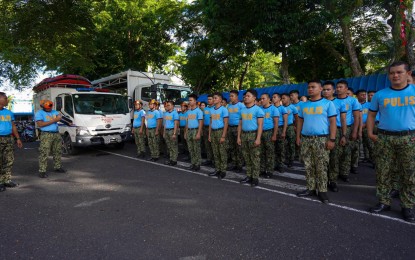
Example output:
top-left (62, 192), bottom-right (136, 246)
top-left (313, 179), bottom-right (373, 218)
top-left (96, 150), bottom-right (414, 226)
top-left (74, 197), bottom-right (111, 208)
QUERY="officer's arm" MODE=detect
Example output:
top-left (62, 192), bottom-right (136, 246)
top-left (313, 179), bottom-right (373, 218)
top-left (329, 116), bottom-right (337, 140)
top-left (296, 117), bottom-right (303, 141)
top-left (173, 119), bottom-right (179, 136)
top-left (208, 117), bottom-right (212, 140)
top-left (352, 110), bottom-right (360, 136)
top-left (366, 111), bottom-right (377, 137)
top-left (222, 117), bottom-right (228, 137)
top-left (237, 120), bottom-right (242, 145)
top-left (197, 119), bottom-right (203, 136)
top-left (11, 122), bottom-right (23, 148)
top-left (256, 117), bottom-right (263, 143)
top-left (340, 113), bottom-right (347, 136)
top-left (36, 119), bottom-right (58, 127)
top-left (140, 116), bottom-right (145, 132)
top-left (282, 114), bottom-right (288, 135)
top-left (273, 116), bottom-right (279, 139)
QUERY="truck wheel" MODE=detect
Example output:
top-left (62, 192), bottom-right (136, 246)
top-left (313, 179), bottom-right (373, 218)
top-left (62, 134), bottom-right (78, 155)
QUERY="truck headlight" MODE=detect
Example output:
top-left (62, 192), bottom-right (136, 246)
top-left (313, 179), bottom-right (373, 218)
top-left (125, 124), bottom-right (132, 132)
top-left (76, 126), bottom-right (90, 136)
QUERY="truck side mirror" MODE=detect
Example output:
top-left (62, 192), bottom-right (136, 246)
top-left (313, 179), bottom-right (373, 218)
top-left (150, 84), bottom-right (158, 92)
top-left (128, 97), bottom-right (133, 110)
top-left (55, 97), bottom-right (62, 111)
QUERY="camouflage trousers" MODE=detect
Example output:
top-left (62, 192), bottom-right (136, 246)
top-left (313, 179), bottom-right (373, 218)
top-left (211, 129), bottom-right (227, 172)
top-left (260, 130), bottom-right (275, 172)
top-left (164, 129), bottom-right (178, 162)
top-left (202, 126), bottom-right (213, 161)
top-left (350, 139), bottom-right (360, 168)
top-left (133, 128), bottom-right (146, 155)
top-left (362, 129), bottom-right (375, 162)
top-left (0, 136), bottom-right (14, 183)
top-left (275, 127), bottom-right (285, 167)
top-left (284, 125), bottom-right (296, 163)
top-left (328, 127), bottom-right (351, 181)
top-left (227, 126), bottom-right (243, 168)
top-left (179, 127), bottom-right (188, 153)
top-left (159, 128), bottom-right (167, 156)
top-left (301, 136), bottom-right (330, 192)
top-left (241, 131), bottom-right (261, 178)
top-left (374, 134), bottom-right (415, 208)
top-left (147, 128), bottom-right (160, 159)
top-left (39, 132), bottom-right (62, 172)
top-left (187, 128), bottom-right (201, 166)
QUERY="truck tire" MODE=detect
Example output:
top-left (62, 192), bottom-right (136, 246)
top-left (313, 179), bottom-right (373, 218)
top-left (62, 134), bottom-right (78, 155)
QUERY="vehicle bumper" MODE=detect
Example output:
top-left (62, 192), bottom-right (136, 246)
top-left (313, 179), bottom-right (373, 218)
top-left (74, 132), bottom-right (132, 147)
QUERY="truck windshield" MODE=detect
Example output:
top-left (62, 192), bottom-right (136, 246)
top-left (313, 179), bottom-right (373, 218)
top-left (73, 94), bottom-right (129, 115)
top-left (159, 89), bottom-right (190, 105)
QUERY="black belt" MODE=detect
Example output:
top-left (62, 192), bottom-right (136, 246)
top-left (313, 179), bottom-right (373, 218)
top-left (147, 127), bottom-right (156, 129)
top-left (243, 130), bottom-right (257, 133)
top-left (204, 125), bottom-right (209, 127)
top-left (378, 129), bottom-right (415, 136)
top-left (188, 127), bottom-right (199, 130)
top-left (134, 127), bottom-right (141, 129)
top-left (263, 129), bottom-right (273, 132)
top-left (288, 124), bottom-right (294, 126)
top-left (165, 128), bottom-right (174, 130)
top-left (212, 128), bottom-right (223, 131)
top-left (302, 134), bottom-right (328, 138)
top-left (229, 125), bottom-right (238, 127)
top-left (0, 135), bottom-right (11, 137)
top-left (43, 131), bottom-right (59, 133)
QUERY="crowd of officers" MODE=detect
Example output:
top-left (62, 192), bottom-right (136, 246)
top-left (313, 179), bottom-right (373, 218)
top-left (132, 61), bottom-right (415, 223)
top-left (0, 62), bottom-right (414, 223)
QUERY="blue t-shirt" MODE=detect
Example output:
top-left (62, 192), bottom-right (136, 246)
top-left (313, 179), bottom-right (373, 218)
top-left (293, 101), bottom-right (304, 114)
top-left (35, 109), bottom-right (60, 132)
top-left (275, 105), bottom-right (288, 126)
top-left (210, 106), bottom-right (229, 129)
top-left (0, 108), bottom-right (14, 135)
top-left (337, 96), bottom-right (361, 126)
top-left (179, 111), bottom-right (188, 127)
top-left (227, 102), bottom-right (245, 126)
top-left (361, 102), bottom-right (371, 124)
top-left (240, 105), bottom-right (265, 131)
top-left (330, 98), bottom-right (347, 127)
top-left (262, 105), bottom-right (280, 131)
top-left (369, 84), bottom-right (415, 131)
top-left (203, 106), bottom-right (212, 126)
top-left (146, 109), bottom-right (161, 129)
top-left (298, 98), bottom-right (337, 136)
top-left (187, 107), bottom-right (203, 129)
top-left (133, 109), bottom-right (146, 128)
top-left (163, 110), bottom-right (179, 129)
top-left (284, 104), bottom-right (298, 125)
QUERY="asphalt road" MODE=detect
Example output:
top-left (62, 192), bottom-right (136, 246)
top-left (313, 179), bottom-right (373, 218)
top-left (1, 141), bottom-right (414, 259)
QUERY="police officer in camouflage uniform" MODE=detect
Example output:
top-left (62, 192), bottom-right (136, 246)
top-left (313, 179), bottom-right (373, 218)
top-left (260, 93), bottom-right (279, 178)
top-left (272, 93), bottom-right (288, 173)
top-left (0, 92), bottom-right (23, 191)
top-left (185, 94), bottom-right (203, 171)
top-left (132, 100), bottom-right (146, 158)
top-left (368, 61), bottom-right (415, 222)
top-left (163, 101), bottom-right (179, 166)
top-left (296, 80), bottom-right (337, 204)
top-left (238, 89), bottom-right (264, 187)
top-left (208, 93), bottom-right (229, 179)
top-left (281, 93), bottom-right (298, 168)
top-left (179, 102), bottom-right (189, 156)
top-left (202, 95), bottom-right (214, 166)
top-left (146, 99), bottom-right (162, 161)
top-left (227, 90), bottom-right (244, 172)
top-left (290, 90), bottom-right (304, 161)
top-left (35, 100), bottom-right (65, 178)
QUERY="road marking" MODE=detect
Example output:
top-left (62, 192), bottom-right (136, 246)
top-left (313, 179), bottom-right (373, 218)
top-left (74, 197), bottom-right (110, 207)
top-left (96, 150), bottom-right (413, 226)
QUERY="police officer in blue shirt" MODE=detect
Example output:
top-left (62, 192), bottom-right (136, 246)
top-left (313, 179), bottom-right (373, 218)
top-left (0, 92), bottom-right (22, 191)
top-left (163, 101), bottom-right (179, 166)
top-left (367, 61), bottom-right (415, 222)
top-left (179, 102), bottom-right (189, 156)
top-left (35, 100), bottom-right (65, 178)
top-left (202, 95), bottom-right (214, 166)
top-left (281, 93), bottom-right (299, 168)
top-left (208, 93), bottom-right (229, 179)
top-left (146, 99), bottom-right (162, 161)
top-left (132, 100), bottom-right (146, 158)
top-left (296, 80), bottom-right (337, 203)
top-left (238, 89), bottom-right (265, 187)
top-left (227, 90), bottom-right (245, 172)
top-left (185, 94), bottom-right (204, 171)
top-left (272, 93), bottom-right (288, 172)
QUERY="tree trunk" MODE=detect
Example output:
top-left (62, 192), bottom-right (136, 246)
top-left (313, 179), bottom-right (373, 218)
top-left (280, 50), bottom-right (290, 84)
top-left (405, 0), bottom-right (415, 69)
top-left (339, 18), bottom-right (364, 76)
top-left (238, 61), bottom-right (249, 90)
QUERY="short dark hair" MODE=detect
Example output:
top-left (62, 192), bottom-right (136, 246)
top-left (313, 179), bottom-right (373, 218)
top-left (412, 70), bottom-right (415, 77)
top-left (246, 89), bottom-right (258, 98)
top-left (167, 100), bottom-right (175, 106)
top-left (272, 93), bottom-right (281, 98)
top-left (230, 90), bottom-right (239, 95)
top-left (388, 61), bottom-right (410, 72)
top-left (323, 80), bottom-right (335, 88)
top-left (213, 92), bottom-right (223, 99)
top-left (261, 93), bottom-right (270, 99)
top-left (200, 101), bottom-right (207, 106)
top-left (308, 79), bottom-right (322, 85)
top-left (281, 93), bottom-right (290, 98)
top-left (207, 94), bottom-right (213, 98)
top-left (336, 79), bottom-right (348, 88)
top-left (368, 90), bottom-right (376, 94)
top-left (188, 93), bottom-right (198, 100)
top-left (355, 89), bottom-right (366, 95)
top-left (222, 98), bottom-right (227, 103)
top-left (289, 90), bottom-right (299, 95)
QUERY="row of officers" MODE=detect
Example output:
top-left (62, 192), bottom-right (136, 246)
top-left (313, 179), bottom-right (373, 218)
top-left (132, 61), bottom-right (415, 223)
